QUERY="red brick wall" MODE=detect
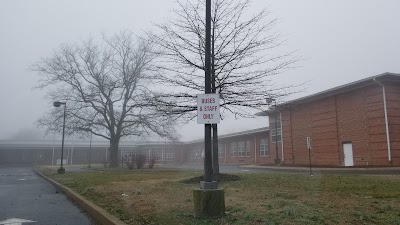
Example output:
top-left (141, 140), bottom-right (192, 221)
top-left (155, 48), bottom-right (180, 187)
top-left (281, 84), bottom-right (393, 166)
top-left (281, 97), bottom-right (340, 166)
top-left (386, 83), bottom-right (400, 165)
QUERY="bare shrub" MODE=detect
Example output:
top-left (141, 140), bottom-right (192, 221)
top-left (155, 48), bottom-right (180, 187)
top-left (135, 154), bottom-right (146, 169)
top-left (125, 154), bottom-right (135, 170)
top-left (148, 156), bottom-right (156, 169)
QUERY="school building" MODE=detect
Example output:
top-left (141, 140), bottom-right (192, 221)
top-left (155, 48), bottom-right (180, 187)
top-left (1, 73), bottom-right (399, 167)
top-left (264, 72), bottom-right (400, 167)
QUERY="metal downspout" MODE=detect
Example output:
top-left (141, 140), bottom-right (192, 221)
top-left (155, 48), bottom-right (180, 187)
top-left (280, 112), bottom-right (284, 163)
top-left (373, 78), bottom-right (391, 163)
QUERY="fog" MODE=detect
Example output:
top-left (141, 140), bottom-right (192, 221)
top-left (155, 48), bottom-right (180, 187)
top-left (0, 0), bottom-right (399, 141)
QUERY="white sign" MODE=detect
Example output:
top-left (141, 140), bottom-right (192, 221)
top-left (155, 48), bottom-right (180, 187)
top-left (306, 137), bottom-right (312, 150)
top-left (197, 94), bottom-right (220, 124)
top-left (0, 218), bottom-right (36, 225)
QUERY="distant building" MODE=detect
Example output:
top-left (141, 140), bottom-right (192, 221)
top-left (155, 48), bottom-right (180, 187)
top-left (183, 127), bottom-right (269, 164)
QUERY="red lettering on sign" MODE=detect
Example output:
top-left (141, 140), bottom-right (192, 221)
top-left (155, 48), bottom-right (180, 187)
top-left (202, 98), bottom-right (217, 104)
top-left (202, 114), bottom-right (214, 119)
top-left (203, 105), bottom-right (218, 111)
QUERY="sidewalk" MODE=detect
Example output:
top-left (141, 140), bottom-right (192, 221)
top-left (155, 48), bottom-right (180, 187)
top-left (240, 165), bottom-right (400, 175)
top-left (241, 164), bottom-right (400, 172)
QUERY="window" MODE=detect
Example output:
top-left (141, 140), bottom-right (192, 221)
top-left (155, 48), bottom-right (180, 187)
top-left (230, 142), bottom-right (237, 157)
top-left (270, 115), bottom-right (282, 143)
top-left (231, 141), bottom-right (250, 157)
top-left (218, 143), bottom-right (223, 158)
top-left (260, 138), bottom-right (269, 156)
top-left (149, 148), bottom-right (162, 161)
top-left (237, 141), bottom-right (246, 157)
top-left (246, 140), bottom-right (250, 157)
top-left (164, 148), bottom-right (175, 161)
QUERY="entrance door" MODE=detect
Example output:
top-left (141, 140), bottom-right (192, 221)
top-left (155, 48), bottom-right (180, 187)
top-left (343, 143), bottom-right (354, 167)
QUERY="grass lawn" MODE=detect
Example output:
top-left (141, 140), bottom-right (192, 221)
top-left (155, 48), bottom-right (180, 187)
top-left (40, 167), bottom-right (400, 225)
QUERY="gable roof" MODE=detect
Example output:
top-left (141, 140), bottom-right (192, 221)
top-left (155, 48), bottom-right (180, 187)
top-left (280, 72), bottom-right (400, 107)
top-left (255, 72), bottom-right (400, 116)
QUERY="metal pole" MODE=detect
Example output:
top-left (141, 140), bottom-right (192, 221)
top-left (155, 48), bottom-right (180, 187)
top-left (52, 133), bottom-right (55, 166)
top-left (204, 0), bottom-right (213, 183)
top-left (211, 14), bottom-right (219, 175)
top-left (274, 100), bottom-right (280, 165)
top-left (88, 132), bottom-right (92, 168)
top-left (71, 142), bottom-right (74, 165)
top-left (309, 147), bottom-right (313, 176)
top-left (59, 104), bottom-right (66, 173)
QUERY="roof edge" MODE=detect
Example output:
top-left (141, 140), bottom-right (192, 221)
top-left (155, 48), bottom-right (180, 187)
top-left (279, 72), bottom-right (400, 107)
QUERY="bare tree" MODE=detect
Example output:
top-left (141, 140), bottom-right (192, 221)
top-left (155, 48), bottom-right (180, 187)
top-left (33, 31), bottom-right (177, 167)
top-left (151, 0), bottom-right (301, 117)
top-left (150, 0), bottom-right (301, 173)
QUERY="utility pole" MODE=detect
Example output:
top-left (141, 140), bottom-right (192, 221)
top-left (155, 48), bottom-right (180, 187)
top-left (193, 1), bottom-right (225, 218)
top-left (211, 25), bottom-right (219, 175)
top-left (203, 0), bottom-right (213, 183)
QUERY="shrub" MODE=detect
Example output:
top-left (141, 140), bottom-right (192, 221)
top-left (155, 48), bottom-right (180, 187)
top-left (148, 156), bottom-right (156, 169)
top-left (124, 154), bottom-right (135, 170)
top-left (135, 153), bottom-right (146, 169)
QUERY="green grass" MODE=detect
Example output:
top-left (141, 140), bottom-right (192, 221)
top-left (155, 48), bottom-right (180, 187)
top-left (40, 167), bottom-right (400, 225)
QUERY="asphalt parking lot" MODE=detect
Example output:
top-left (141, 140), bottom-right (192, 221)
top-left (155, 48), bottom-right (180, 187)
top-left (0, 166), bottom-right (96, 225)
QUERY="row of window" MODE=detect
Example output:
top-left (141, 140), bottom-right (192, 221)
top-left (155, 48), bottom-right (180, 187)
top-left (188, 138), bottom-right (270, 159)
top-left (121, 148), bottom-right (175, 161)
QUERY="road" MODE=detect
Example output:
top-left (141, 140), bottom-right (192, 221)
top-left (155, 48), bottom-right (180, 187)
top-left (0, 166), bottom-right (96, 225)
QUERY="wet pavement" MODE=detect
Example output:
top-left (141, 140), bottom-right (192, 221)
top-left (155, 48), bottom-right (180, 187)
top-left (0, 166), bottom-right (96, 225)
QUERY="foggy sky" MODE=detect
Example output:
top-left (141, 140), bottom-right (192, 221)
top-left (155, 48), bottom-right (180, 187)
top-left (0, 0), bottom-right (399, 141)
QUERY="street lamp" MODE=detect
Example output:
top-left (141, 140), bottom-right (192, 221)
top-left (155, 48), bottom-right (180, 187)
top-left (265, 98), bottom-right (281, 165)
top-left (53, 101), bottom-right (66, 174)
top-left (88, 131), bottom-right (92, 168)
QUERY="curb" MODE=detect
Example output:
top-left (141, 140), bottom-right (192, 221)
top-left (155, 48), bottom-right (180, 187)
top-left (34, 168), bottom-right (128, 225)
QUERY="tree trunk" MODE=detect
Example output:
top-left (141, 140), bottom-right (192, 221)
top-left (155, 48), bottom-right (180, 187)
top-left (109, 138), bottom-right (120, 167)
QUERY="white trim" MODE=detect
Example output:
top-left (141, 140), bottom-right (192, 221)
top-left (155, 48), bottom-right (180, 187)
top-left (280, 112), bottom-right (284, 162)
top-left (373, 78), bottom-right (391, 162)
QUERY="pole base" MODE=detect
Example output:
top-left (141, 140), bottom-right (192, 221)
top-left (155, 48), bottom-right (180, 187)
top-left (193, 188), bottom-right (225, 218)
top-left (274, 158), bottom-right (281, 165)
top-left (58, 168), bottom-right (66, 174)
top-left (200, 181), bottom-right (218, 190)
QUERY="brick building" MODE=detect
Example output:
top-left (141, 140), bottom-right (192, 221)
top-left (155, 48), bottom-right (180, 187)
top-left (3, 72), bottom-right (399, 168)
top-left (266, 73), bottom-right (400, 167)
top-left (183, 127), bottom-right (269, 164)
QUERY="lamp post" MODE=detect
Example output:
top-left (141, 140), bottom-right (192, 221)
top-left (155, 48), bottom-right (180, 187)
top-left (88, 131), bottom-right (92, 168)
top-left (53, 101), bottom-right (66, 174)
top-left (265, 98), bottom-right (280, 165)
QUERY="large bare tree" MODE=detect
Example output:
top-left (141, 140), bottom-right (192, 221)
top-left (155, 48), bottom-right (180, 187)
top-left (151, 0), bottom-right (301, 117)
top-left (33, 31), bottom-right (176, 167)
top-left (150, 0), bottom-right (301, 173)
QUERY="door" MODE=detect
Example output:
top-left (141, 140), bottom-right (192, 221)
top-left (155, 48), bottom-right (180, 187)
top-left (343, 143), bottom-right (354, 167)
